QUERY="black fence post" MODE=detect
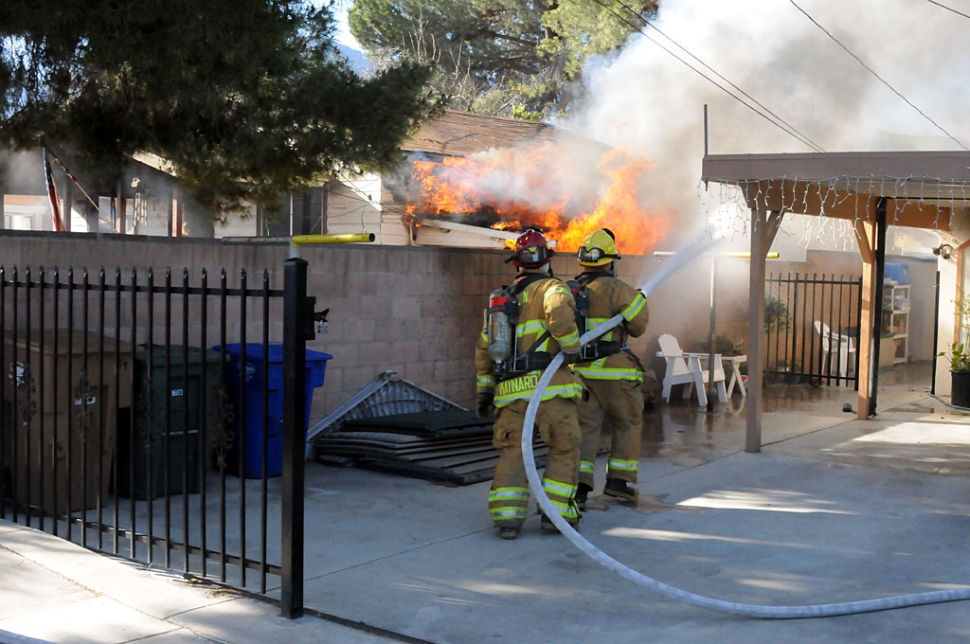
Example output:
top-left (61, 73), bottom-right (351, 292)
top-left (281, 258), bottom-right (308, 619)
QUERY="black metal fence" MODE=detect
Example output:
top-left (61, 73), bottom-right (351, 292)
top-left (764, 273), bottom-right (862, 387)
top-left (0, 260), bottom-right (312, 615)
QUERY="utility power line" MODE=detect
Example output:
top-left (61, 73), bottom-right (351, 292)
top-left (614, 0), bottom-right (826, 152)
top-left (788, 0), bottom-right (968, 151)
top-left (924, 0), bottom-right (970, 21)
top-left (591, 0), bottom-right (825, 152)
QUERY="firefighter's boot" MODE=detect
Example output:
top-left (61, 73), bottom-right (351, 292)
top-left (497, 521), bottom-right (522, 540)
top-left (575, 482), bottom-right (593, 511)
top-left (603, 478), bottom-right (638, 503)
top-left (539, 513), bottom-right (581, 534)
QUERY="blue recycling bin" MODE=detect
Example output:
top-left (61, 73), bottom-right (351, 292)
top-left (218, 343), bottom-right (331, 478)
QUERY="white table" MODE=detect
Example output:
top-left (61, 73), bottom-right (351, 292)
top-left (722, 355), bottom-right (747, 397)
top-left (680, 352), bottom-right (728, 404)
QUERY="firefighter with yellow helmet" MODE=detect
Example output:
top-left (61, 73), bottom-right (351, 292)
top-left (475, 229), bottom-right (585, 540)
top-left (570, 228), bottom-right (649, 508)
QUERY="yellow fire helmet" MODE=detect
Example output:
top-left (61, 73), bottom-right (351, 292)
top-left (577, 228), bottom-right (621, 267)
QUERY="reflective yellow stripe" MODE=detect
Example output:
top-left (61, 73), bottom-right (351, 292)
top-left (489, 487), bottom-right (529, 501)
top-left (489, 486), bottom-right (530, 522)
top-left (580, 461), bottom-right (595, 475)
top-left (572, 366), bottom-right (642, 381)
top-left (478, 375), bottom-right (495, 388)
top-left (545, 284), bottom-right (572, 300)
top-left (587, 318), bottom-right (614, 342)
top-left (490, 507), bottom-right (528, 520)
top-left (608, 458), bottom-right (638, 472)
top-left (555, 328), bottom-right (580, 351)
top-left (516, 319), bottom-right (554, 352)
top-left (517, 319), bottom-right (546, 337)
top-left (622, 293), bottom-right (646, 321)
top-left (542, 476), bottom-right (580, 519)
top-left (542, 478), bottom-right (576, 498)
top-left (544, 499), bottom-right (580, 519)
top-left (495, 380), bottom-right (584, 406)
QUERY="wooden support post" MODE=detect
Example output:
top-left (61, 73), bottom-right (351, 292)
top-left (746, 207), bottom-right (784, 453)
top-left (854, 215), bottom-right (877, 420)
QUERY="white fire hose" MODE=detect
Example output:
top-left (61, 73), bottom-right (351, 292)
top-left (520, 249), bottom-right (970, 618)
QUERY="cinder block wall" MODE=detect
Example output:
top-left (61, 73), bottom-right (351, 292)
top-left (304, 244), bottom-right (667, 416)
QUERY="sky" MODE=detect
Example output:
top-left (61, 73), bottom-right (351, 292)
top-left (331, 2), bottom-right (359, 49)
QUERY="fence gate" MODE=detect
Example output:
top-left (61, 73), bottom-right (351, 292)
top-left (764, 272), bottom-right (863, 388)
top-left (0, 263), bottom-right (309, 612)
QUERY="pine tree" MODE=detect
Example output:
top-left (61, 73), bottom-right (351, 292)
top-left (0, 1), bottom-right (444, 217)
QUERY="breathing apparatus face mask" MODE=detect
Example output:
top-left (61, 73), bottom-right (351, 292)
top-left (577, 247), bottom-right (609, 264)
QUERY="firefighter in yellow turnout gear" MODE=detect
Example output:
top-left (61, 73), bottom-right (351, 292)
top-left (570, 229), bottom-right (649, 508)
top-left (475, 229), bottom-right (584, 540)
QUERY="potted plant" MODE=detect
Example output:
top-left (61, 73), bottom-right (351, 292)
top-left (939, 294), bottom-right (970, 407)
top-left (694, 332), bottom-right (741, 356)
top-left (763, 295), bottom-right (790, 381)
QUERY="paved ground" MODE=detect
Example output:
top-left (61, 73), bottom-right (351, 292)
top-left (3, 367), bottom-right (970, 643)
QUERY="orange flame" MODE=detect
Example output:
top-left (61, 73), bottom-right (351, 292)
top-left (407, 144), bottom-right (670, 254)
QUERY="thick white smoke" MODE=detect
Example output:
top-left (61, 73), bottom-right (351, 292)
top-left (566, 0), bottom-right (970, 220)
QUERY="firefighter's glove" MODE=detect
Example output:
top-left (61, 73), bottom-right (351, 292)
top-left (477, 392), bottom-right (495, 419)
top-left (562, 350), bottom-right (582, 365)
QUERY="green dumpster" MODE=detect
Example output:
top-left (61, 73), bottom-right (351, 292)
top-left (116, 345), bottom-right (222, 500)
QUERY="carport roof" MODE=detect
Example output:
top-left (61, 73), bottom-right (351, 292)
top-left (702, 150), bottom-right (970, 227)
top-left (701, 150), bottom-right (970, 450)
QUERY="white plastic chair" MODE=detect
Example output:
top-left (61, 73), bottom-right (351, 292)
top-left (656, 334), bottom-right (727, 407)
top-left (814, 321), bottom-right (856, 384)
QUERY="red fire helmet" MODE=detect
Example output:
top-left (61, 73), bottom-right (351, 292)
top-left (509, 228), bottom-right (554, 268)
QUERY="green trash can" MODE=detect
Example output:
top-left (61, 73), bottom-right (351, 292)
top-left (116, 345), bottom-right (222, 500)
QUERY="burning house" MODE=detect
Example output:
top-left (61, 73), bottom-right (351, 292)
top-left (326, 110), bottom-right (673, 255)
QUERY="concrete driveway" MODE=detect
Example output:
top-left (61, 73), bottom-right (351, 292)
top-left (3, 367), bottom-right (970, 643)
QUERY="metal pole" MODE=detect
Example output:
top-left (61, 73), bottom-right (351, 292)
top-left (289, 232), bottom-right (376, 258)
top-left (281, 258), bottom-right (308, 619)
top-left (869, 198), bottom-right (888, 417)
top-left (703, 104), bottom-right (709, 157)
top-left (707, 254), bottom-right (717, 411)
top-left (932, 270), bottom-right (941, 395)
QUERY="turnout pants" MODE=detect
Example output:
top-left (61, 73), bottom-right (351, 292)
top-left (488, 396), bottom-right (581, 527)
top-left (578, 378), bottom-right (644, 488)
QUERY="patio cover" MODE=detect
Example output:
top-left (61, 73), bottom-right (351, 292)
top-left (701, 150), bottom-right (970, 451)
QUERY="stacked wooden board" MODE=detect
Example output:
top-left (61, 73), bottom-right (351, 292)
top-left (314, 410), bottom-right (547, 485)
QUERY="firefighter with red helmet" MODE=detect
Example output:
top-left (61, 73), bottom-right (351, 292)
top-left (570, 229), bottom-right (649, 509)
top-left (475, 229), bottom-right (584, 540)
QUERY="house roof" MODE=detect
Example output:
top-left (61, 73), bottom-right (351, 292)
top-left (402, 110), bottom-right (557, 157)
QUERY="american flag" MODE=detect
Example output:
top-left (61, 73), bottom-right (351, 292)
top-left (43, 149), bottom-right (65, 232)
